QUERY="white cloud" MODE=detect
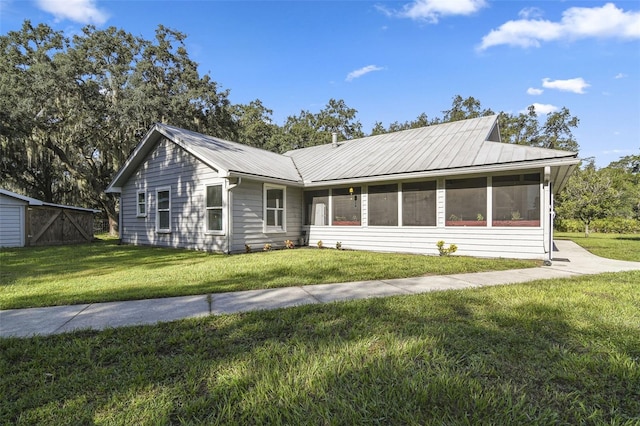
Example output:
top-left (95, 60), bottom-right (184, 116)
top-left (521, 103), bottom-right (559, 115)
top-left (614, 73), bottom-right (627, 79)
top-left (380, 0), bottom-right (487, 23)
top-left (542, 77), bottom-right (590, 94)
top-left (346, 65), bottom-right (384, 82)
top-left (479, 3), bottom-right (640, 50)
top-left (527, 87), bottom-right (543, 95)
top-left (36, 0), bottom-right (109, 25)
top-left (518, 7), bottom-right (543, 20)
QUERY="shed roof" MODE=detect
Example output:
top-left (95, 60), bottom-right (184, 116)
top-left (0, 189), bottom-right (100, 213)
top-left (284, 115), bottom-right (579, 185)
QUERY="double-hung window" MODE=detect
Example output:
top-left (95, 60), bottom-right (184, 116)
top-left (137, 191), bottom-right (146, 217)
top-left (264, 185), bottom-right (286, 232)
top-left (206, 184), bottom-right (224, 233)
top-left (156, 187), bottom-right (171, 233)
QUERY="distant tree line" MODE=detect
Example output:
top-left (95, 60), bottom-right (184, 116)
top-left (1, 21), bottom-right (637, 234)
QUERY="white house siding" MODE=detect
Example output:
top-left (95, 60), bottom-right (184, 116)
top-left (305, 226), bottom-right (546, 259)
top-left (230, 179), bottom-right (303, 252)
top-left (121, 138), bottom-right (228, 251)
top-left (0, 195), bottom-right (26, 247)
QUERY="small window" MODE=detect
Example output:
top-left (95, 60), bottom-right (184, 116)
top-left (492, 173), bottom-right (541, 227)
top-left (206, 185), bottom-right (223, 233)
top-left (304, 190), bottom-right (329, 226)
top-left (368, 184), bottom-right (398, 226)
top-left (137, 191), bottom-right (146, 217)
top-left (332, 187), bottom-right (361, 226)
top-left (264, 185), bottom-right (286, 232)
top-left (402, 181), bottom-right (436, 226)
top-left (446, 177), bottom-right (487, 226)
top-left (156, 188), bottom-right (171, 233)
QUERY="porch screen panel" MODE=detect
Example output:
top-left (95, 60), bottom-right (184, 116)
top-left (492, 173), bottom-right (541, 227)
top-left (332, 187), bottom-right (361, 226)
top-left (304, 190), bottom-right (329, 226)
top-left (402, 181), bottom-right (436, 226)
top-left (368, 184), bottom-right (398, 226)
top-left (445, 177), bottom-right (487, 226)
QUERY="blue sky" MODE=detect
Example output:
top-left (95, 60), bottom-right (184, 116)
top-left (1, 0), bottom-right (638, 167)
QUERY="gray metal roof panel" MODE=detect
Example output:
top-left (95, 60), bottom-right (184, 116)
top-left (157, 124), bottom-right (302, 182)
top-left (285, 115), bottom-right (577, 183)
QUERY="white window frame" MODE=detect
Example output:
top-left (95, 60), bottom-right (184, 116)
top-left (205, 183), bottom-right (225, 235)
top-left (264, 184), bottom-right (286, 233)
top-left (136, 190), bottom-right (147, 217)
top-left (156, 187), bottom-right (171, 233)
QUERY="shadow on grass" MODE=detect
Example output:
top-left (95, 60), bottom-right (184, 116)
top-left (1, 243), bottom-right (537, 309)
top-left (2, 276), bottom-right (638, 424)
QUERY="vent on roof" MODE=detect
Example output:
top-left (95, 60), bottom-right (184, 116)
top-left (331, 132), bottom-right (338, 148)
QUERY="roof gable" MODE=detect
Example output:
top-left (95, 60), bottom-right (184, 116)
top-left (107, 123), bottom-right (302, 192)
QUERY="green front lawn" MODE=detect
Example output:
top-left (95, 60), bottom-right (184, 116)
top-left (555, 232), bottom-right (640, 262)
top-left (2, 271), bottom-right (639, 424)
top-left (0, 240), bottom-right (537, 310)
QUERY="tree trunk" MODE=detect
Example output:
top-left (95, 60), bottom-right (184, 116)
top-left (108, 215), bottom-right (118, 237)
top-left (584, 222), bottom-right (590, 238)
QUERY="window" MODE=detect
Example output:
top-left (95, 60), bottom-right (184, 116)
top-left (264, 185), bottom-right (285, 232)
top-left (137, 191), bottom-right (146, 217)
top-left (402, 181), bottom-right (436, 226)
top-left (332, 187), bottom-right (361, 226)
top-left (156, 188), bottom-right (171, 232)
top-left (446, 177), bottom-right (487, 226)
top-left (368, 184), bottom-right (398, 226)
top-left (206, 185), bottom-right (223, 232)
top-left (492, 173), bottom-right (541, 227)
top-left (304, 190), bottom-right (329, 225)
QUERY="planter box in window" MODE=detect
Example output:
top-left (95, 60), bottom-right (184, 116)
top-left (446, 220), bottom-right (487, 227)
top-left (492, 220), bottom-right (540, 227)
top-left (332, 220), bottom-right (361, 226)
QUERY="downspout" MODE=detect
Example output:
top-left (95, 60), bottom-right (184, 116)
top-left (544, 166), bottom-right (553, 266)
top-left (118, 194), bottom-right (123, 245)
top-left (226, 177), bottom-right (241, 254)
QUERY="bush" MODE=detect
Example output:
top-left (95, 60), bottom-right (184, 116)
top-left (555, 218), bottom-right (640, 233)
top-left (436, 240), bottom-right (458, 256)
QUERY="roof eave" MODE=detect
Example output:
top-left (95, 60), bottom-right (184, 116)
top-left (301, 156), bottom-right (580, 187)
top-left (227, 171), bottom-right (304, 187)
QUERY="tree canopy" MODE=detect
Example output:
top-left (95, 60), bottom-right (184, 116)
top-left (3, 20), bottom-right (635, 235)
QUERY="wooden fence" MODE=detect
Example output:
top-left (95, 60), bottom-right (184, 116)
top-left (29, 206), bottom-right (95, 246)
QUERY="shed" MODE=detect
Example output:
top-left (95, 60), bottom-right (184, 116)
top-left (0, 189), bottom-right (100, 248)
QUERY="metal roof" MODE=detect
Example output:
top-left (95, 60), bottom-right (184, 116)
top-left (0, 189), bottom-right (100, 213)
top-left (107, 116), bottom-right (579, 193)
top-left (107, 123), bottom-right (302, 192)
top-left (284, 115), bottom-right (579, 184)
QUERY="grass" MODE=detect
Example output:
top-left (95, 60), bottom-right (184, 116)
top-left (0, 240), bottom-right (537, 310)
top-left (2, 233), bottom-right (638, 423)
top-left (1, 271), bottom-right (639, 424)
top-left (555, 232), bottom-right (640, 262)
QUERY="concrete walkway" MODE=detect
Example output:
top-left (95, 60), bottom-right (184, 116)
top-left (2, 240), bottom-right (639, 338)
